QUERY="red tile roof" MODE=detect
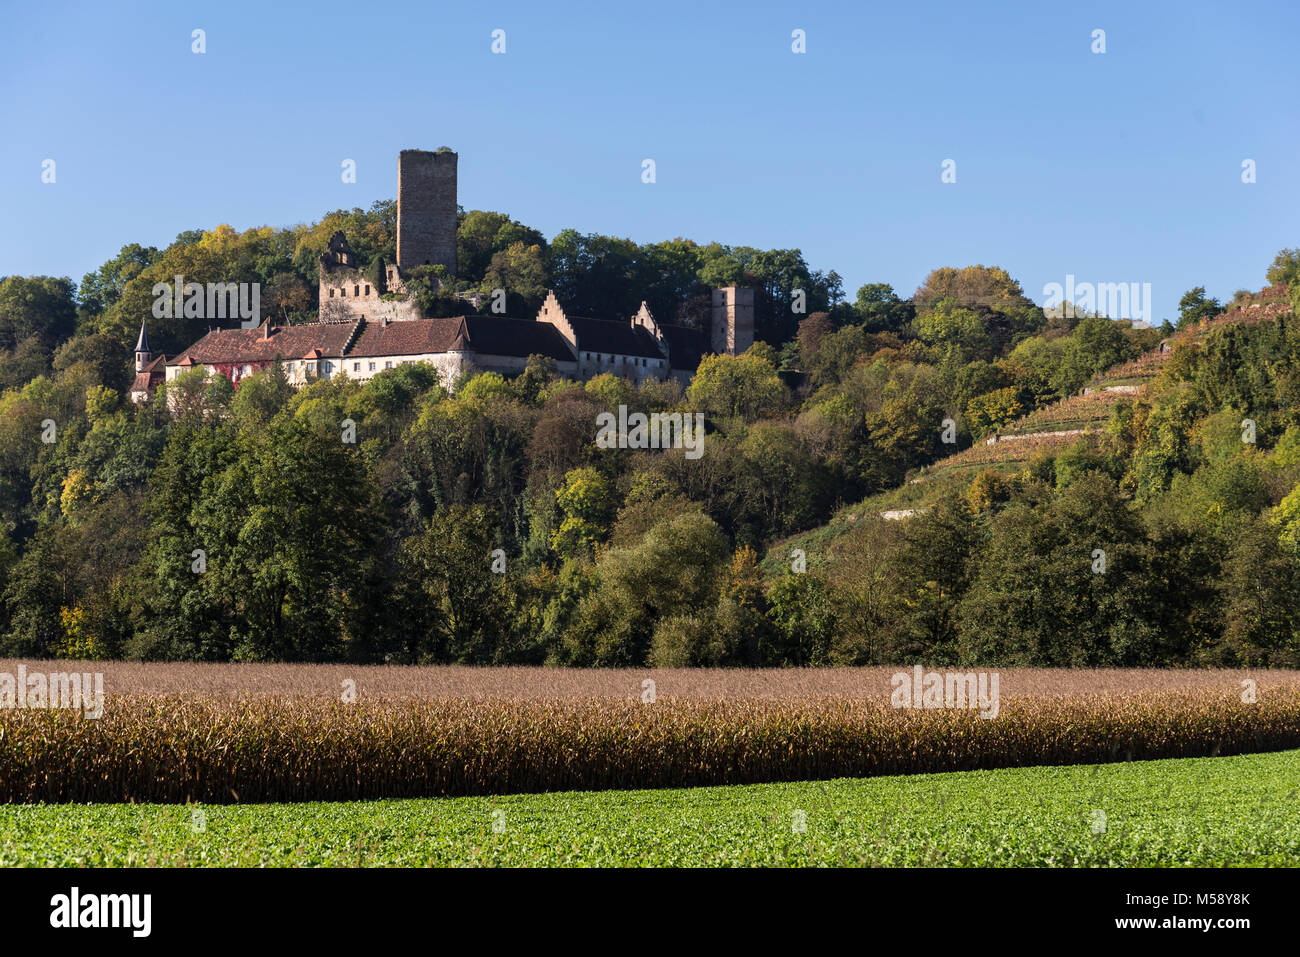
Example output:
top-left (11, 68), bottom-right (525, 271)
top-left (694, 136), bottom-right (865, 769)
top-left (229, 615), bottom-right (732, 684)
top-left (349, 317), bottom-right (468, 357)
top-left (173, 322), bottom-right (359, 364)
top-left (129, 355), bottom-right (168, 395)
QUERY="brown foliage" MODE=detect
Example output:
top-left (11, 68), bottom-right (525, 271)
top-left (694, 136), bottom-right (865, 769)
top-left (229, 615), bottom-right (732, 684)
top-left (2, 662), bottom-right (1296, 803)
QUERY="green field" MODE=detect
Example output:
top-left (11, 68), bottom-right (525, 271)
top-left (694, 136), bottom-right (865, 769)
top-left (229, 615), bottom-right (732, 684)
top-left (2, 749), bottom-right (1297, 867)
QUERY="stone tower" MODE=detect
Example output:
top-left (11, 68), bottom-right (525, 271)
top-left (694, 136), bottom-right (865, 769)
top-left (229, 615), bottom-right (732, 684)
top-left (397, 148), bottom-right (458, 277)
top-left (711, 286), bottom-right (755, 356)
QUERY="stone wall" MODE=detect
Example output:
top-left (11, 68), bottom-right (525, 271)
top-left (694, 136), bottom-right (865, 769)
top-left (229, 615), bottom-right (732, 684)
top-left (318, 293), bottom-right (421, 325)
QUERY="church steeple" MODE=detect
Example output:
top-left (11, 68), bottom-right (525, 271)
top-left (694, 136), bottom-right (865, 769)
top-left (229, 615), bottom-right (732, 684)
top-left (134, 319), bottom-right (151, 373)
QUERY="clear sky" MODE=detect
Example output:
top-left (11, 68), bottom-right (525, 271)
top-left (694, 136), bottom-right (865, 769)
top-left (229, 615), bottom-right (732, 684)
top-left (2, 0), bottom-right (1297, 322)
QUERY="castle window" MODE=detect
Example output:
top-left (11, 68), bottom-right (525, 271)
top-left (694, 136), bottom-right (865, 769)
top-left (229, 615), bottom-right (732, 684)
top-left (365, 285), bottom-right (370, 296)
top-left (329, 288), bottom-right (335, 298)
top-left (340, 288), bottom-right (345, 297)
top-left (354, 285), bottom-right (359, 297)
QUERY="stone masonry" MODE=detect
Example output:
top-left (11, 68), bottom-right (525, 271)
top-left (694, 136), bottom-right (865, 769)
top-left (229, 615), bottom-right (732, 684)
top-left (711, 285), bottom-right (755, 356)
top-left (397, 148), bottom-right (458, 276)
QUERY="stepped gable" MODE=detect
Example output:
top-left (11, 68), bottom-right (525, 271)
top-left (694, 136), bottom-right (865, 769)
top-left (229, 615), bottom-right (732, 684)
top-left (177, 322), bottom-right (358, 364)
top-left (565, 314), bottom-right (663, 359)
top-left (462, 316), bottom-right (575, 362)
top-left (348, 317), bottom-right (466, 357)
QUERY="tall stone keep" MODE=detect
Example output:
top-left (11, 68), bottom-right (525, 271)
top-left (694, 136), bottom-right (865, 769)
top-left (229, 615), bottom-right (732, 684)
top-left (397, 148), bottom-right (458, 277)
top-left (711, 286), bottom-right (754, 356)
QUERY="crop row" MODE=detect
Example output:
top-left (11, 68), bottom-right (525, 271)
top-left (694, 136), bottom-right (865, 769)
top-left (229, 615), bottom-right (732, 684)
top-left (2, 689), bottom-right (1297, 802)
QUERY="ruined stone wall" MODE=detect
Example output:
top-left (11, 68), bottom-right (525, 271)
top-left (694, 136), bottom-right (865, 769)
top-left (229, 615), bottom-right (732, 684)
top-left (318, 292), bottom-right (421, 325)
top-left (397, 149), bottom-right (458, 276)
top-left (320, 267), bottom-right (382, 307)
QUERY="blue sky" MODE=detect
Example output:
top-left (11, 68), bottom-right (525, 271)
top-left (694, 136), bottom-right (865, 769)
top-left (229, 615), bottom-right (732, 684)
top-left (2, 0), bottom-right (1297, 322)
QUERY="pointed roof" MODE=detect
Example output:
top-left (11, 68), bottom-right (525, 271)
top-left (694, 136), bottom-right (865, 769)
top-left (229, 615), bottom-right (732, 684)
top-left (449, 316), bottom-right (470, 352)
top-left (135, 319), bottom-right (151, 354)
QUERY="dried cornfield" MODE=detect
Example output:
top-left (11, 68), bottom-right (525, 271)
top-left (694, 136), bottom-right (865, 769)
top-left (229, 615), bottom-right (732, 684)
top-left (1, 661), bottom-right (1297, 803)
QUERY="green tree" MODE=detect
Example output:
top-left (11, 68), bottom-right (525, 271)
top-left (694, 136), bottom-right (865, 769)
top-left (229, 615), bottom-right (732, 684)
top-left (685, 351), bottom-right (787, 420)
top-left (1177, 286), bottom-right (1221, 328)
top-left (397, 504), bottom-right (510, 663)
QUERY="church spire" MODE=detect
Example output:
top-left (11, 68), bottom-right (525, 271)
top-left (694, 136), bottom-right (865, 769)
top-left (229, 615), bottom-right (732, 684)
top-left (134, 319), bottom-right (151, 372)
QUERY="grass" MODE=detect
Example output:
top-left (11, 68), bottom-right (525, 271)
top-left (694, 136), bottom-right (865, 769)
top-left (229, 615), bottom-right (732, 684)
top-left (2, 749), bottom-right (1297, 867)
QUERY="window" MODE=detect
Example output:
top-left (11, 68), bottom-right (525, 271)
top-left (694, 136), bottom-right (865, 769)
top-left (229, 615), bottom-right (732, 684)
top-left (340, 288), bottom-right (345, 297)
top-left (353, 362), bottom-right (360, 372)
top-left (329, 288), bottom-right (335, 298)
top-left (385, 361), bottom-right (392, 369)
top-left (243, 364), bottom-right (251, 375)
top-left (354, 285), bottom-right (359, 297)
top-left (325, 362), bottom-right (332, 373)
top-left (369, 362), bottom-right (376, 371)
top-left (364, 285), bottom-right (370, 296)
top-left (307, 362), bottom-right (316, 373)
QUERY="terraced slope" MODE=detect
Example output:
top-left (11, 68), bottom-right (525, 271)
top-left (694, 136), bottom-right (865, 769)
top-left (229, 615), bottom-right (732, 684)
top-left (762, 285), bottom-right (1292, 573)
